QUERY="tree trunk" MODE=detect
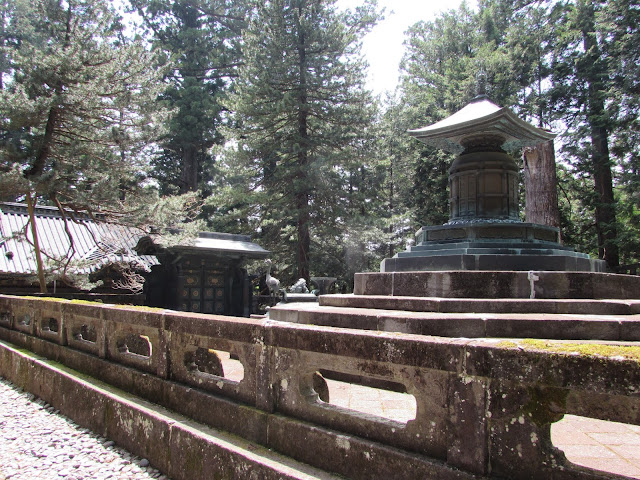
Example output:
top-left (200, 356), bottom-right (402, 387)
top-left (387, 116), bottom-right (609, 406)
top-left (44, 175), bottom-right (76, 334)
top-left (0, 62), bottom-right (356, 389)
top-left (26, 192), bottom-right (48, 293)
top-left (296, 191), bottom-right (310, 282)
top-left (591, 123), bottom-right (619, 268)
top-left (523, 140), bottom-right (561, 242)
top-left (388, 156), bottom-right (395, 258)
top-left (295, 8), bottom-right (310, 282)
top-left (24, 105), bottom-right (59, 180)
top-left (579, 0), bottom-right (619, 269)
top-left (180, 144), bottom-right (199, 193)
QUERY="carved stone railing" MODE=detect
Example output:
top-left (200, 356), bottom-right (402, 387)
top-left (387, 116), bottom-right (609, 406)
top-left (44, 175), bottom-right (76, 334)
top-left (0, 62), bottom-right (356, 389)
top-left (0, 294), bottom-right (638, 480)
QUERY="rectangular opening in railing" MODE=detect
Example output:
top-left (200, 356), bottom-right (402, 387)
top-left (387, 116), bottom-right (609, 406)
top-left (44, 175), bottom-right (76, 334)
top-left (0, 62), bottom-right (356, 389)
top-left (184, 347), bottom-right (244, 383)
top-left (17, 313), bottom-right (31, 328)
top-left (74, 324), bottom-right (97, 343)
top-left (0, 311), bottom-right (11, 327)
top-left (314, 370), bottom-right (417, 424)
top-left (116, 333), bottom-right (152, 358)
top-left (41, 317), bottom-right (59, 334)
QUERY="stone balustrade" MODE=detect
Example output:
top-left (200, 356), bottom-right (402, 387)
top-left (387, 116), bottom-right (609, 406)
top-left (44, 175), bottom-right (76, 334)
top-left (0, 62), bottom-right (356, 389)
top-left (0, 294), bottom-right (639, 479)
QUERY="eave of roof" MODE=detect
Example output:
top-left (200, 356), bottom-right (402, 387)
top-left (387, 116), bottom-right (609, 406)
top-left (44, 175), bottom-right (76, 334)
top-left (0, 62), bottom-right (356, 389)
top-left (407, 96), bottom-right (556, 153)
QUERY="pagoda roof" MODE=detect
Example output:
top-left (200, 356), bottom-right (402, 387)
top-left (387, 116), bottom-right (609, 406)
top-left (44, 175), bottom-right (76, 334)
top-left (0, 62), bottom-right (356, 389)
top-left (408, 96), bottom-right (556, 153)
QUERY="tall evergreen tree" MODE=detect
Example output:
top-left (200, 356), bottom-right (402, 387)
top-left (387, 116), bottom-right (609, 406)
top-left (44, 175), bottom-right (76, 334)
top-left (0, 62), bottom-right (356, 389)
top-left (0, 0), bottom-right (198, 290)
top-left (223, 0), bottom-right (380, 283)
top-left (598, 0), bottom-right (640, 265)
top-left (549, 0), bottom-right (620, 268)
top-left (129, 0), bottom-right (247, 195)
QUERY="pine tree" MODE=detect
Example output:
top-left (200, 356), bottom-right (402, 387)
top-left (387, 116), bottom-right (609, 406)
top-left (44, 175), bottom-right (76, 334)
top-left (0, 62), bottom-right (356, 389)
top-left (0, 0), bottom-right (198, 290)
top-left (129, 0), bottom-right (247, 195)
top-left (224, 0), bottom-right (380, 284)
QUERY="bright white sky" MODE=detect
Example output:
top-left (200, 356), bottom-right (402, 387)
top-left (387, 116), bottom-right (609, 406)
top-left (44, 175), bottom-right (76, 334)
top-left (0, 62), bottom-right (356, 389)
top-left (336, 0), bottom-right (478, 96)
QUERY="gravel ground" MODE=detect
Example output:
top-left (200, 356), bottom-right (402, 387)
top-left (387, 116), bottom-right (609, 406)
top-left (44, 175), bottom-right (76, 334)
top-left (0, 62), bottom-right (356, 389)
top-left (0, 377), bottom-right (170, 480)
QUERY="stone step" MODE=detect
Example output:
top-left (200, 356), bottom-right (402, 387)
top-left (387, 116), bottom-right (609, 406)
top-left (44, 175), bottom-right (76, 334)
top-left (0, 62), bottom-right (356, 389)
top-left (320, 294), bottom-right (640, 316)
top-left (405, 240), bottom-right (575, 252)
top-left (356, 271), bottom-right (639, 299)
top-left (269, 302), bottom-right (640, 341)
top-left (396, 247), bottom-right (590, 258)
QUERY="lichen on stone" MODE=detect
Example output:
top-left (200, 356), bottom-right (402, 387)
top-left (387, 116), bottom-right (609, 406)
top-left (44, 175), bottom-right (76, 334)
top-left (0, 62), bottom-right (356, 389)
top-left (497, 339), bottom-right (640, 363)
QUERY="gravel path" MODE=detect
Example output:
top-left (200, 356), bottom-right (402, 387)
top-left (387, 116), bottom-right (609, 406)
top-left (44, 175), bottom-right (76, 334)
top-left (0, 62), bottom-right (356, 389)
top-left (0, 377), bottom-right (170, 480)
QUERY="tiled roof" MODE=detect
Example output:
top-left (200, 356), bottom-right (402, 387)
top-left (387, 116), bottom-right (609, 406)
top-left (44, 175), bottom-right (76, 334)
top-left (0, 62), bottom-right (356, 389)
top-left (182, 231), bottom-right (270, 258)
top-left (0, 202), bottom-right (158, 276)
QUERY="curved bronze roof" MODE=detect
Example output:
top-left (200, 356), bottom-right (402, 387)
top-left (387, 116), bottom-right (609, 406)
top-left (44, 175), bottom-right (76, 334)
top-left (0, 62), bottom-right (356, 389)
top-left (408, 96), bottom-right (556, 153)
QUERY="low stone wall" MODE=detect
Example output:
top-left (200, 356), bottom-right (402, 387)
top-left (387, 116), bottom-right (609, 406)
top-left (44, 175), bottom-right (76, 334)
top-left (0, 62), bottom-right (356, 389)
top-left (0, 294), bottom-right (639, 479)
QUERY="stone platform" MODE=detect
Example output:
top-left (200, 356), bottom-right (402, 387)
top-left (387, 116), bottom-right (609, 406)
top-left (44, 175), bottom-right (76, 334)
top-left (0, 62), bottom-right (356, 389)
top-left (383, 222), bottom-right (606, 273)
top-left (354, 270), bottom-right (640, 299)
top-left (270, 299), bottom-right (640, 341)
top-left (269, 271), bottom-right (640, 341)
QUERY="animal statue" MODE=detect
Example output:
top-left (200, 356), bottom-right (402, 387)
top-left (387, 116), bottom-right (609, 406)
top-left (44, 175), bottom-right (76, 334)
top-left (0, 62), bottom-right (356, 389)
top-left (265, 259), bottom-right (280, 297)
top-left (289, 278), bottom-right (309, 294)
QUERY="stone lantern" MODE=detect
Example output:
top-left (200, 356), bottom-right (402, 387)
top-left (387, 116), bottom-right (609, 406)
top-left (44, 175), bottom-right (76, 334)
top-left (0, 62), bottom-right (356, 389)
top-left (381, 91), bottom-right (605, 273)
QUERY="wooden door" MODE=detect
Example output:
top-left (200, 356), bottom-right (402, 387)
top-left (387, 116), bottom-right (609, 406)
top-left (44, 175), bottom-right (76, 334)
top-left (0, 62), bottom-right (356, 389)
top-left (179, 259), bottom-right (227, 314)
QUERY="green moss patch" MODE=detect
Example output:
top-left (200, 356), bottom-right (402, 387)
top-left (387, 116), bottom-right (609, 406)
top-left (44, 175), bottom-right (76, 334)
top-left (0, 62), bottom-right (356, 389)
top-left (111, 305), bottom-right (164, 312)
top-left (498, 339), bottom-right (640, 363)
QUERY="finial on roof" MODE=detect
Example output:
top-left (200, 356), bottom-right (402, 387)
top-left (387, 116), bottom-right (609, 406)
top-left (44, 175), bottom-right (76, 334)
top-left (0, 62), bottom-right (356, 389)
top-left (475, 69), bottom-right (487, 98)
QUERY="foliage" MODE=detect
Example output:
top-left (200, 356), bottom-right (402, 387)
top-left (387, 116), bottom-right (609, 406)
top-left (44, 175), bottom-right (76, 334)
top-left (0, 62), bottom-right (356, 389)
top-left (216, 0), bottom-right (382, 285)
top-left (2, 0), bottom-right (638, 292)
top-left (0, 0), bottom-right (164, 208)
top-left (0, 0), bottom-right (202, 290)
top-left (128, 0), bottom-right (248, 196)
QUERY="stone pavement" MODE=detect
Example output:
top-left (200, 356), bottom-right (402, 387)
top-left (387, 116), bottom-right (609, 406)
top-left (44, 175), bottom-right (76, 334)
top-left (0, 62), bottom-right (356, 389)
top-left (0, 378), bottom-right (170, 480)
top-left (552, 415), bottom-right (640, 479)
top-left (325, 378), bottom-right (640, 480)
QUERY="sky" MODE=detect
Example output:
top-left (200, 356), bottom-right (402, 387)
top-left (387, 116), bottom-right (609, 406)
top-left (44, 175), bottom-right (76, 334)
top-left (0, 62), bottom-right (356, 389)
top-left (336, 0), bottom-right (477, 96)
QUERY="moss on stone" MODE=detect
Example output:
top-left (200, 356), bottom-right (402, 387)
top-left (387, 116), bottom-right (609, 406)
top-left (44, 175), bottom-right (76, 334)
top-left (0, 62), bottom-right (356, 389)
top-left (111, 305), bottom-right (164, 312)
top-left (27, 296), bottom-right (70, 303)
top-left (497, 339), bottom-right (640, 363)
top-left (69, 299), bottom-right (104, 305)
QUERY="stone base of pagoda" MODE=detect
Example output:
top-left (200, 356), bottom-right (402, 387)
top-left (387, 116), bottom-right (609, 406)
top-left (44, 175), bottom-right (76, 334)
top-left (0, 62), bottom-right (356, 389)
top-left (381, 221), bottom-right (605, 273)
top-left (354, 270), bottom-right (638, 300)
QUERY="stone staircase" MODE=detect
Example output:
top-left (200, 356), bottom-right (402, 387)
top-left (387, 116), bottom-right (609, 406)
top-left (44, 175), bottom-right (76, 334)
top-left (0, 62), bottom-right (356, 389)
top-left (270, 297), bottom-right (640, 341)
top-left (270, 271), bottom-right (640, 342)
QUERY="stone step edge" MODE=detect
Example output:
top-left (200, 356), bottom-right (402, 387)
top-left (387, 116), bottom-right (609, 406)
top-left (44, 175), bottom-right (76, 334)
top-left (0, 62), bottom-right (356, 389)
top-left (269, 303), bottom-right (640, 342)
top-left (319, 295), bottom-right (640, 316)
top-left (0, 339), bottom-right (339, 480)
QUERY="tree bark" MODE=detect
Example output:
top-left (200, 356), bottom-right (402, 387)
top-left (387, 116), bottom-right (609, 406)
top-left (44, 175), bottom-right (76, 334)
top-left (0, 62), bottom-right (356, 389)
top-left (590, 123), bottom-right (619, 267)
top-left (26, 192), bottom-right (48, 293)
top-left (180, 144), bottom-right (199, 193)
top-left (295, 8), bottom-right (310, 282)
top-left (523, 140), bottom-right (561, 242)
top-left (579, 0), bottom-right (619, 269)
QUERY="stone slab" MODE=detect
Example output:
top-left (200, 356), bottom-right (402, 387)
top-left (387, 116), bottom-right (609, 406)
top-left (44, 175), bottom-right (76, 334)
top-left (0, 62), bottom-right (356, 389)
top-left (381, 253), bottom-right (606, 272)
top-left (269, 303), bottom-right (640, 341)
top-left (320, 295), bottom-right (640, 316)
top-left (355, 271), bottom-right (640, 299)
